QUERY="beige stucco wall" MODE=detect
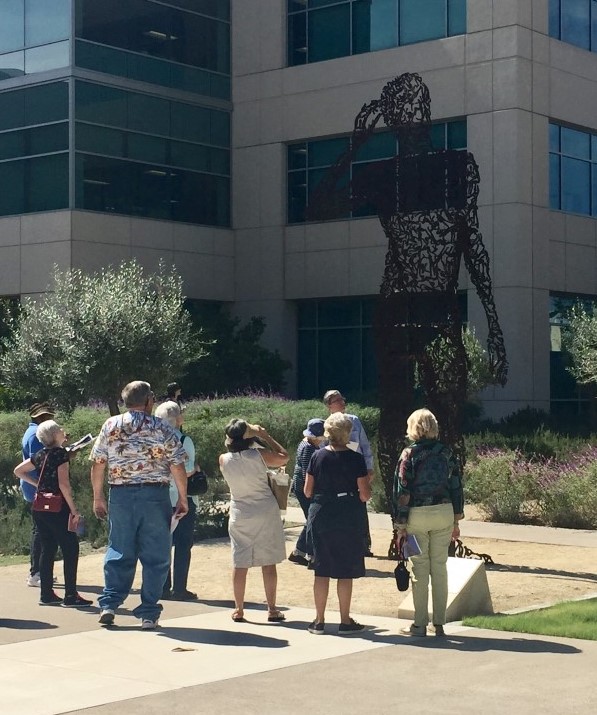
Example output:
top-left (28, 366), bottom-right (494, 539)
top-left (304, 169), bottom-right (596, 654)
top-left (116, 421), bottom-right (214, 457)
top-left (0, 210), bottom-right (234, 301)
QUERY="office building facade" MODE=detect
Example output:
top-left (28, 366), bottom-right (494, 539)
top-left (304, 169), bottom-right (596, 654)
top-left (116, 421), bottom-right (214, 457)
top-left (1, 1), bottom-right (597, 418)
top-left (0, 0), bottom-right (233, 303)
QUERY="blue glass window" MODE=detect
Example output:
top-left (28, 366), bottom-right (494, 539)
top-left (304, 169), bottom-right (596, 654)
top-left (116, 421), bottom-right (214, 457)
top-left (549, 121), bottom-right (597, 216)
top-left (0, 1), bottom-right (25, 55)
top-left (288, 0), bottom-right (466, 66)
top-left (297, 297), bottom-right (378, 398)
top-left (74, 81), bottom-right (230, 226)
top-left (75, 0), bottom-right (230, 99)
top-left (0, 0), bottom-right (71, 82)
top-left (549, 0), bottom-right (597, 51)
top-left (550, 292), bottom-right (597, 418)
top-left (26, 0), bottom-right (70, 47)
top-left (288, 119), bottom-right (467, 223)
top-left (0, 82), bottom-right (69, 217)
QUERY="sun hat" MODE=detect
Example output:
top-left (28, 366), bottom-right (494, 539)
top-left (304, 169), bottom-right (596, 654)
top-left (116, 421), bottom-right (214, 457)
top-left (303, 418), bottom-right (325, 438)
top-left (29, 402), bottom-right (55, 419)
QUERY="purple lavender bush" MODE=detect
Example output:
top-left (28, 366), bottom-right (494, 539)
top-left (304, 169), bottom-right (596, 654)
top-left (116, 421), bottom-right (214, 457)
top-left (465, 445), bottom-right (597, 528)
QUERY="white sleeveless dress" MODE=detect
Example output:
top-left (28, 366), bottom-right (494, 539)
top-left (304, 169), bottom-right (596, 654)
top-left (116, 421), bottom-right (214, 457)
top-left (220, 449), bottom-right (286, 568)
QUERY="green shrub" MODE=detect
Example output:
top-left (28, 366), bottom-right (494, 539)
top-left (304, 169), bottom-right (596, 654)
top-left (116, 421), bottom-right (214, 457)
top-left (538, 472), bottom-right (597, 529)
top-left (0, 397), bottom-right (379, 555)
top-left (464, 449), bottom-right (540, 523)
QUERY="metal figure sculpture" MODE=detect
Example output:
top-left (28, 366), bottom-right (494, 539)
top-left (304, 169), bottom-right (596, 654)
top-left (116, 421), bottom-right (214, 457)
top-left (308, 73), bottom-right (507, 535)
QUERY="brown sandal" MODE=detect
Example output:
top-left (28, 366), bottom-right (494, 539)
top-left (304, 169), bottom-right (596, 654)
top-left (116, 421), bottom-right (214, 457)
top-left (231, 609), bottom-right (246, 622)
top-left (267, 610), bottom-right (286, 623)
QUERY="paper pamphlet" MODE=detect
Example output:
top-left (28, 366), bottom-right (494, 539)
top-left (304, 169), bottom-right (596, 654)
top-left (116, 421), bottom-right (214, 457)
top-left (170, 514), bottom-right (180, 534)
top-left (66, 433), bottom-right (94, 453)
top-left (346, 441), bottom-right (359, 452)
top-left (403, 534), bottom-right (421, 558)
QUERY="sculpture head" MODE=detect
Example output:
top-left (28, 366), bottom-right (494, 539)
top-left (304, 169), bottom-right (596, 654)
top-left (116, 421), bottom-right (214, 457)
top-left (378, 73), bottom-right (431, 129)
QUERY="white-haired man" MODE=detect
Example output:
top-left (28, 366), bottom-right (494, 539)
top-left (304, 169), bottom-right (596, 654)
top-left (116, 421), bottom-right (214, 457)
top-left (90, 381), bottom-right (188, 630)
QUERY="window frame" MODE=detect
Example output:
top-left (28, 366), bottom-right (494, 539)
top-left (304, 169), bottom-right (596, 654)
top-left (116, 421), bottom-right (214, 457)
top-left (287, 0), bottom-right (466, 66)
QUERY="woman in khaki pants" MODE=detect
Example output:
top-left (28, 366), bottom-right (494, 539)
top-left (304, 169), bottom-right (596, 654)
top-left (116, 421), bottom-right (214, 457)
top-left (392, 409), bottom-right (464, 637)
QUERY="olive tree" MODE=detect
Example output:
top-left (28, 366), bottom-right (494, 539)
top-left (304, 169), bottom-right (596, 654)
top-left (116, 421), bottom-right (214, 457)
top-left (0, 260), bottom-right (206, 414)
top-left (563, 303), bottom-right (597, 386)
top-left (418, 325), bottom-right (496, 398)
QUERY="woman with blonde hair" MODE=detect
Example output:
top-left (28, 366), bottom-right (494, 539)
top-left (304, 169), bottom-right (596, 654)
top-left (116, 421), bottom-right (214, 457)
top-left (304, 412), bottom-right (371, 635)
top-left (219, 419), bottom-right (288, 623)
top-left (393, 408), bottom-right (464, 637)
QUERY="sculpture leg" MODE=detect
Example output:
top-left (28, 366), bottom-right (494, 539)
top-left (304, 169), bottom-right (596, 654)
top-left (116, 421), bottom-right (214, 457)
top-left (374, 293), bottom-right (418, 558)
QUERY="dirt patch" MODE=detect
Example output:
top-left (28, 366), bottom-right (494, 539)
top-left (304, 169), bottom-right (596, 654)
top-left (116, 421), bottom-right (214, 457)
top-left (61, 525), bottom-right (597, 618)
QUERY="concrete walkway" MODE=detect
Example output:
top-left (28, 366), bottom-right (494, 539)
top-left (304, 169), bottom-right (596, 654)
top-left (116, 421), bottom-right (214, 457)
top-left (1, 512), bottom-right (597, 714)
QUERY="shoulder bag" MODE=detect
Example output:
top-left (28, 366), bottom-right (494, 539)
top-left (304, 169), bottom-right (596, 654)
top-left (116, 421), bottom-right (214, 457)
top-left (32, 453), bottom-right (64, 513)
top-left (187, 469), bottom-right (208, 496)
top-left (180, 434), bottom-right (208, 496)
top-left (393, 536), bottom-right (410, 592)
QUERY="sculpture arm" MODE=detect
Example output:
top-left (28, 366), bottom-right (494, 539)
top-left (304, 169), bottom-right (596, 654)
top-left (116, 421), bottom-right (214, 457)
top-left (463, 226), bottom-right (508, 385)
top-left (307, 100), bottom-right (381, 221)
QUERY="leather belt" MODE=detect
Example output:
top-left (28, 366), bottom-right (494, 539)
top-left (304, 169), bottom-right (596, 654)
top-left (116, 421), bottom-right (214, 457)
top-left (110, 482), bottom-right (169, 488)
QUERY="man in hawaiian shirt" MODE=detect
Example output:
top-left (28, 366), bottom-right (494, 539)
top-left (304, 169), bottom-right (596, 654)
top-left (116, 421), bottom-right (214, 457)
top-left (90, 380), bottom-right (188, 630)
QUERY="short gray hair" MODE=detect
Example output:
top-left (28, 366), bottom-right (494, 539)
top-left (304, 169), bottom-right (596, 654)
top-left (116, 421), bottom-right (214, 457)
top-left (36, 420), bottom-right (62, 447)
top-left (323, 389), bottom-right (343, 406)
top-left (155, 400), bottom-right (181, 429)
top-left (121, 381), bottom-right (152, 408)
top-left (324, 413), bottom-right (352, 447)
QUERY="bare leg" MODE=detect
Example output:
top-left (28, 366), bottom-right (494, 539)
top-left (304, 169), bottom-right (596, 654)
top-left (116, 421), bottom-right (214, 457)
top-left (337, 579), bottom-right (353, 623)
top-left (313, 576), bottom-right (330, 623)
top-left (232, 567), bottom-right (248, 615)
top-left (261, 564), bottom-right (278, 611)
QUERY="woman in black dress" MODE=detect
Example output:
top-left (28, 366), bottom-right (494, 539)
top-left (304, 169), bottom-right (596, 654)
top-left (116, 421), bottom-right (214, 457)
top-left (304, 412), bottom-right (371, 635)
top-left (14, 420), bottom-right (91, 608)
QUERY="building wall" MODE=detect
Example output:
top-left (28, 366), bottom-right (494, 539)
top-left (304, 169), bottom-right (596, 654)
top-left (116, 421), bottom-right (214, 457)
top-left (230, 0), bottom-right (597, 416)
top-left (0, 209), bottom-right (234, 301)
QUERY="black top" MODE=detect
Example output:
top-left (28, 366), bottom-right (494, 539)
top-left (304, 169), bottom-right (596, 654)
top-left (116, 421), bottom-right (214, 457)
top-left (307, 447), bottom-right (367, 495)
top-left (32, 447), bottom-right (69, 495)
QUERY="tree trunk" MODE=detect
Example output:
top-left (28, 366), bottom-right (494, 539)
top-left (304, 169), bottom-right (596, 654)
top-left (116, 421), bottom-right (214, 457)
top-left (107, 397), bottom-right (120, 416)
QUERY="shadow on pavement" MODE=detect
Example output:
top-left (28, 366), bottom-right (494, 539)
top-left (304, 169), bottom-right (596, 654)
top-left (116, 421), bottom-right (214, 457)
top-left (487, 563), bottom-right (597, 583)
top-left (393, 634), bottom-right (581, 654)
top-left (157, 627), bottom-right (289, 648)
top-left (0, 618), bottom-right (58, 630)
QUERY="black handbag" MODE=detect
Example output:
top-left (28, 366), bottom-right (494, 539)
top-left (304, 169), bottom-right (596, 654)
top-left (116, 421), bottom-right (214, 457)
top-left (187, 469), bottom-right (208, 496)
top-left (394, 536), bottom-right (410, 592)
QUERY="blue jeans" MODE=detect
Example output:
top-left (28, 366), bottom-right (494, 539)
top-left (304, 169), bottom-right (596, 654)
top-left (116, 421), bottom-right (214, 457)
top-left (163, 499), bottom-right (196, 594)
top-left (99, 485), bottom-right (172, 621)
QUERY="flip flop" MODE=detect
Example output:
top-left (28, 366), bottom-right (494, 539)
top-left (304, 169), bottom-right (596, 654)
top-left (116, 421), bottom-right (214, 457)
top-left (267, 610), bottom-right (286, 623)
top-left (231, 610), bottom-right (246, 622)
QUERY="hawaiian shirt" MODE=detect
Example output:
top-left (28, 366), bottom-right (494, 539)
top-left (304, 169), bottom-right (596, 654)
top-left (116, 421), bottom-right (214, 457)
top-left (90, 411), bottom-right (186, 485)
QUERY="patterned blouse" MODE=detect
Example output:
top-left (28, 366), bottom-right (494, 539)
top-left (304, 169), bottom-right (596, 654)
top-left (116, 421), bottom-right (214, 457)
top-left (32, 447), bottom-right (69, 495)
top-left (90, 411), bottom-right (187, 485)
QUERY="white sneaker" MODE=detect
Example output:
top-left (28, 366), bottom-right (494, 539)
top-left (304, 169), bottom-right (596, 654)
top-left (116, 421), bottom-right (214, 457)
top-left (141, 619), bottom-right (159, 630)
top-left (99, 609), bottom-right (115, 626)
top-left (27, 573), bottom-right (41, 587)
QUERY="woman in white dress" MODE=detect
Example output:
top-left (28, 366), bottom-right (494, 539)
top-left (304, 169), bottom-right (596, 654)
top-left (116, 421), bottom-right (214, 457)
top-left (219, 419), bottom-right (289, 623)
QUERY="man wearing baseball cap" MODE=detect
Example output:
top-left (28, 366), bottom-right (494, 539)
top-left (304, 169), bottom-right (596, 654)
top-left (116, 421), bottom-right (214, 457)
top-left (21, 401), bottom-right (56, 586)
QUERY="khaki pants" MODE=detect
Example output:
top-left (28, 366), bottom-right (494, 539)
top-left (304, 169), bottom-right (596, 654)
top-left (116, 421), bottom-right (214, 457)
top-left (407, 503), bottom-right (454, 627)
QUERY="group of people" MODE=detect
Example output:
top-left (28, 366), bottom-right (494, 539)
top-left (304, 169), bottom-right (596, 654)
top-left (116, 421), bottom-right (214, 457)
top-left (13, 380), bottom-right (464, 638)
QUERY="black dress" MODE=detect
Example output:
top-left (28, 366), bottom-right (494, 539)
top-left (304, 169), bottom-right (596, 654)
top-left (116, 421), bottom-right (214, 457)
top-left (306, 447), bottom-right (368, 579)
